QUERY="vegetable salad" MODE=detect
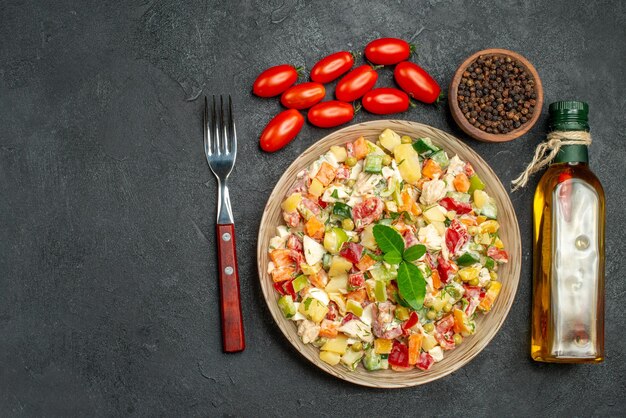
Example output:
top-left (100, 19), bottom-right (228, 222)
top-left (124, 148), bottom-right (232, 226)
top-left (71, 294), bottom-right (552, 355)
top-left (267, 129), bottom-right (508, 372)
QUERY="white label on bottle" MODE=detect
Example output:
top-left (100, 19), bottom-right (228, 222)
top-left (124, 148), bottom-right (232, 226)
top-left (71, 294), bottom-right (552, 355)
top-left (550, 178), bottom-right (600, 358)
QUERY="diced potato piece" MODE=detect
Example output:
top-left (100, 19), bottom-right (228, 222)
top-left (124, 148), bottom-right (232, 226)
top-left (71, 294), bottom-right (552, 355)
top-left (374, 338), bottom-right (393, 354)
top-left (431, 221), bottom-right (446, 235)
top-left (458, 265), bottom-right (481, 282)
top-left (299, 297), bottom-right (329, 323)
top-left (379, 128), bottom-right (402, 152)
top-left (330, 145), bottom-right (347, 163)
top-left (325, 275), bottom-right (348, 293)
top-left (473, 190), bottom-right (489, 209)
top-left (479, 281), bottom-right (502, 312)
top-left (319, 350), bottom-right (341, 365)
top-left (308, 178), bottom-right (325, 198)
top-left (360, 224), bottom-right (378, 251)
top-left (423, 205), bottom-right (447, 223)
top-left (430, 296), bottom-right (446, 312)
top-left (321, 334), bottom-right (348, 354)
top-left (421, 334), bottom-right (438, 351)
top-left (328, 256), bottom-right (353, 278)
top-left (281, 192), bottom-right (302, 213)
top-left (394, 144), bottom-right (421, 185)
top-left (474, 233), bottom-right (492, 245)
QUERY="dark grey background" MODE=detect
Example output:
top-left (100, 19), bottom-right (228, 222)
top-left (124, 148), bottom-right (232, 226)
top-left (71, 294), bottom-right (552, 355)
top-left (1, 0), bottom-right (625, 416)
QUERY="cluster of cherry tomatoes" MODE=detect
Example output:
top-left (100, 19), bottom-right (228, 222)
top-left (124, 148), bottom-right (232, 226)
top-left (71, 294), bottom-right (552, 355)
top-left (253, 38), bottom-right (442, 152)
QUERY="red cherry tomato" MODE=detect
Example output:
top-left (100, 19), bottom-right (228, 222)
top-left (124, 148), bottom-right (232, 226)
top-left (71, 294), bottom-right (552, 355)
top-left (280, 82), bottom-right (326, 110)
top-left (308, 101), bottom-right (354, 128)
top-left (362, 88), bottom-right (410, 114)
top-left (335, 65), bottom-right (378, 102)
top-left (259, 109), bottom-right (304, 152)
top-left (394, 61), bottom-right (441, 104)
top-left (310, 51), bottom-right (354, 84)
top-left (253, 64), bottom-right (300, 98)
top-left (364, 38), bottom-right (413, 65)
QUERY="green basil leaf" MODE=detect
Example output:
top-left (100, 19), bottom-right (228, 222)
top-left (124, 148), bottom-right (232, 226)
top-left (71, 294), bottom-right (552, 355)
top-left (383, 250), bottom-right (402, 265)
top-left (373, 224), bottom-right (404, 255)
top-left (403, 244), bottom-right (427, 262)
top-left (396, 261), bottom-right (426, 310)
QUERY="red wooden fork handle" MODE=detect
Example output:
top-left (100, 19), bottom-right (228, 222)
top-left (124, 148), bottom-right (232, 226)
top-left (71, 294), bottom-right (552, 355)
top-left (216, 223), bottom-right (245, 352)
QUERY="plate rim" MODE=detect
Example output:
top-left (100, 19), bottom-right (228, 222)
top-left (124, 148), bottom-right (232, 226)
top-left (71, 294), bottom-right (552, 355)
top-left (256, 119), bottom-right (522, 388)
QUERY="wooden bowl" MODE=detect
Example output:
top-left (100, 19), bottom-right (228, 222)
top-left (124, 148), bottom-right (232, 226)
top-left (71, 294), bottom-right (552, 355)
top-left (256, 120), bottom-right (522, 388)
top-left (449, 48), bottom-right (543, 142)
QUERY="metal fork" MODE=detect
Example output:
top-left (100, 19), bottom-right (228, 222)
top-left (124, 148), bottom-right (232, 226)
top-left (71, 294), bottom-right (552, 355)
top-left (204, 95), bottom-right (245, 353)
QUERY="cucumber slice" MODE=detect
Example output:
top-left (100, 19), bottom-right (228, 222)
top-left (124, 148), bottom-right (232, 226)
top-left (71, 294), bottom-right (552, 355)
top-left (412, 137), bottom-right (440, 155)
top-left (430, 149), bottom-right (449, 168)
top-left (364, 154), bottom-right (383, 173)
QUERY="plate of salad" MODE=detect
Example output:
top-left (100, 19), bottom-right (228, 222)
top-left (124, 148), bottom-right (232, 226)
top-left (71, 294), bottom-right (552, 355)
top-left (257, 120), bottom-right (521, 388)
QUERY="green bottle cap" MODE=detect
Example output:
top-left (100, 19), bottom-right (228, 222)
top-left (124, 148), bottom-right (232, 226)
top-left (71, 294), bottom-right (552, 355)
top-left (549, 101), bottom-right (590, 164)
top-left (549, 101), bottom-right (589, 132)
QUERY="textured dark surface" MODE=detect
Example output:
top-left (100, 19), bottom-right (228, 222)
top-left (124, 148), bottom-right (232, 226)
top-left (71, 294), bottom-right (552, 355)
top-left (1, 0), bottom-right (625, 416)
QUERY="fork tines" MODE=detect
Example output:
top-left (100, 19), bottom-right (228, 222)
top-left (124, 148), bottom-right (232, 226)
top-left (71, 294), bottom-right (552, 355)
top-left (204, 95), bottom-right (237, 158)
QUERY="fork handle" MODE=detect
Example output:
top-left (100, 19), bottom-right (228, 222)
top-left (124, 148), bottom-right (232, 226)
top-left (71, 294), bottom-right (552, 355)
top-left (216, 223), bottom-right (245, 352)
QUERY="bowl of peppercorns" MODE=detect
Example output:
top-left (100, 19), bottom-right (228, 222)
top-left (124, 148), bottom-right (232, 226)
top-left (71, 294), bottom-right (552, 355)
top-left (449, 48), bottom-right (543, 142)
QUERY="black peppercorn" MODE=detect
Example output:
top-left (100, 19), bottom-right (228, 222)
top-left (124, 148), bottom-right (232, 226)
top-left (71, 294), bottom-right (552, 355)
top-left (456, 53), bottom-right (537, 134)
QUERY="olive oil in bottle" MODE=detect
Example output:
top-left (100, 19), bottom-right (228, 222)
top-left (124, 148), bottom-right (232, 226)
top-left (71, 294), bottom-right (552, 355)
top-left (531, 101), bottom-right (605, 363)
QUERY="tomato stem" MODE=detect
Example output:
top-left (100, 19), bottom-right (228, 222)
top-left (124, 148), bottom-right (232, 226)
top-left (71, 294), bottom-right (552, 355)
top-left (409, 43), bottom-right (417, 56)
top-left (295, 66), bottom-right (305, 78)
top-left (365, 60), bottom-right (385, 71)
top-left (353, 102), bottom-right (362, 114)
top-left (435, 91), bottom-right (447, 106)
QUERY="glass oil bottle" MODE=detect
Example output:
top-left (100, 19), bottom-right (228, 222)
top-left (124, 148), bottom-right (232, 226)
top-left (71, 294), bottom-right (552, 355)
top-left (531, 101), bottom-right (605, 363)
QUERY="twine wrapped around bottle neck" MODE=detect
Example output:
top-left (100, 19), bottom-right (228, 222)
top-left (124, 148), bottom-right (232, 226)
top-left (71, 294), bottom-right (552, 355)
top-left (511, 131), bottom-right (592, 191)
